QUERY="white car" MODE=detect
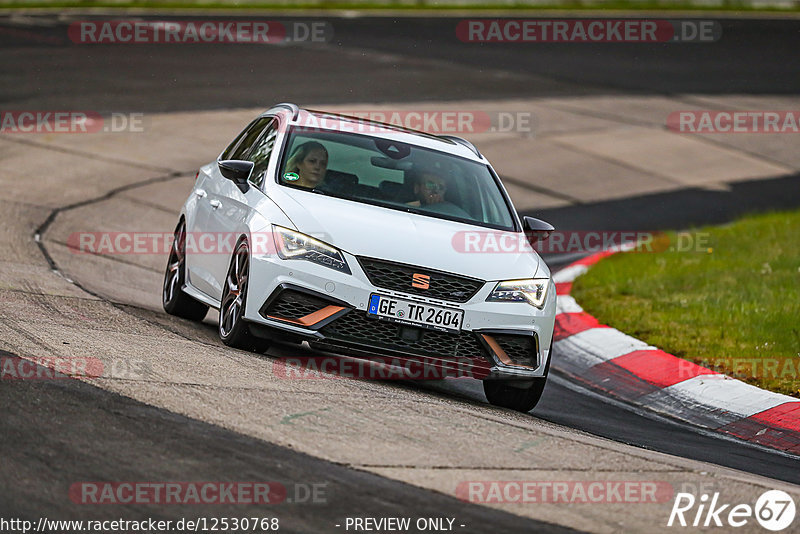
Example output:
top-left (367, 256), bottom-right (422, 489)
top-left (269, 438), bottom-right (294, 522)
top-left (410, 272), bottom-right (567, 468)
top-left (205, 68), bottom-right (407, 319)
top-left (163, 103), bottom-right (557, 412)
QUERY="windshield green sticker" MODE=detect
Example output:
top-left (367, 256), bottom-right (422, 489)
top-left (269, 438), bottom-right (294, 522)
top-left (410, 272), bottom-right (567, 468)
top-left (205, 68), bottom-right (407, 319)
top-left (283, 172), bottom-right (299, 181)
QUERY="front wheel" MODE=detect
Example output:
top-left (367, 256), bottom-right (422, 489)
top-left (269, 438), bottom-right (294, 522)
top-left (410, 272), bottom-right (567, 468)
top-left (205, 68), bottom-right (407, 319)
top-left (483, 341), bottom-right (552, 412)
top-left (162, 219), bottom-right (208, 321)
top-left (218, 239), bottom-right (270, 353)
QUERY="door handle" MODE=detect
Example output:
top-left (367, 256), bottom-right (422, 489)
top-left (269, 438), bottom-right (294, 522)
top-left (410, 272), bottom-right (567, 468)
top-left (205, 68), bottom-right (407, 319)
top-left (209, 199), bottom-right (222, 209)
top-left (195, 189), bottom-right (207, 198)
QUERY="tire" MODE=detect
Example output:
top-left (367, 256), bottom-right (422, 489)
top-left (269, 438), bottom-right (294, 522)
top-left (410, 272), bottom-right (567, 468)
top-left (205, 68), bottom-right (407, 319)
top-left (218, 239), bottom-right (271, 353)
top-left (162, 219), bottom-right (209, 321)
top-left (483, 340), bottom-right (552, 412)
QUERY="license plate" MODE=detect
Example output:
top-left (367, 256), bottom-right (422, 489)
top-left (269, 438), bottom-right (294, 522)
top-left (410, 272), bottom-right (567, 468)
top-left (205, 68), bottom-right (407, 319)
top-left (367, 294), bottom-right (463, 333)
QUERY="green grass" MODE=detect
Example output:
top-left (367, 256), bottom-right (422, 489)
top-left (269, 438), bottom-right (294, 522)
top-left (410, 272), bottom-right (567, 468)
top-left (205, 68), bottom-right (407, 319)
top-left (571, 210), bottom-right (800, 398)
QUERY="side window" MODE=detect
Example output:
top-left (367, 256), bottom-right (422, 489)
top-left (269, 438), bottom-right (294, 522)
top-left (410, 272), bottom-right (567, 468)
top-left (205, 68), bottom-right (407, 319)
top-left (248, 119), bottom-right (278, 189)
top-left (219, 120), bottom-right (254, 161)
top-left (220, 117), bottom-right (272, 161)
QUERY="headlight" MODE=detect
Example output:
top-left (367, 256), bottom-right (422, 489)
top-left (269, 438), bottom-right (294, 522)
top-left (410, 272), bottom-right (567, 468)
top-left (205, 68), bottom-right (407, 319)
top-left (272, 225), bottom-right (351, 274)
top-left (486, 278), bottom-right (549, 308)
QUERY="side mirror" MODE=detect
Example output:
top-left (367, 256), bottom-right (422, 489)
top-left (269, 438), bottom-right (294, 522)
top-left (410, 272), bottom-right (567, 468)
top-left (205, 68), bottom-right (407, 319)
top-left (218, 160), bottom-right (253, 184)
top-left (523, 216), bottom-right (555, 242)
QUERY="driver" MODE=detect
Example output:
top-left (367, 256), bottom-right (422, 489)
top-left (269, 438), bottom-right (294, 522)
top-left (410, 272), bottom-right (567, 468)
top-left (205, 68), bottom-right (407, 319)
top-left (407, 170), bottom-right (448, 207)
top-left (406, 169), bottom-right (471, 218)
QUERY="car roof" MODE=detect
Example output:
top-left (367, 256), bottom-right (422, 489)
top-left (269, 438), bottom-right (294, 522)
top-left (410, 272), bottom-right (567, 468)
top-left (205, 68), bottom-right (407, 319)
top-left (263, 103), bottom-right (487, 163)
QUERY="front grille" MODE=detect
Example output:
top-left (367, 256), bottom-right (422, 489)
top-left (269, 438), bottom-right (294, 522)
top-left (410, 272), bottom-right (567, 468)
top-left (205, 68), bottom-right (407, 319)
top-left (357, 257), bottom-right (484, 303)
top-left (262, 290), bottom-right (331, 320)
top-left (319, 310), bottom-right (487, 361)
top-left (492, 333), bottom-right (538, 368)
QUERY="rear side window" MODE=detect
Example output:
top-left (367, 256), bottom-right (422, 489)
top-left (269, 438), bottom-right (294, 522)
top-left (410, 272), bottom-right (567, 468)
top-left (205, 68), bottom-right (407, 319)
top-left (220, 117), bottom-right (272, 161)
top-left (248, 119), bottom-right (278, 189)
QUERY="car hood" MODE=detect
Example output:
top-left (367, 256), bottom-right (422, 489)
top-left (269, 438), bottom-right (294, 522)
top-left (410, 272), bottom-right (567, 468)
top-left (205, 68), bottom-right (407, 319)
top-left (269, 188), bottom-right (543, 281)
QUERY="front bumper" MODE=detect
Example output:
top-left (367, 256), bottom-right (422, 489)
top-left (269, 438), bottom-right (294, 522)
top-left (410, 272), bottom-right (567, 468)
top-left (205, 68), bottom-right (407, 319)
top-left (244, 251), bottom-right (556, 380)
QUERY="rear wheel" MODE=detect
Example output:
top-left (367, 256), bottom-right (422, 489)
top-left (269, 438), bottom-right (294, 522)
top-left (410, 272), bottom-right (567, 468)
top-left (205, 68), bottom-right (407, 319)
top-left (483, 341), bottom-right (552, 412)
top-left (162, 219), bottom-right (208, 321)
top-left (218, 239), bottom-right (271, 353)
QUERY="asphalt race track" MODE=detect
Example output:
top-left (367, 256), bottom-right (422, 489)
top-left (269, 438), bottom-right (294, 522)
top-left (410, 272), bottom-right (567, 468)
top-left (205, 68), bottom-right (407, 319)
top-left (2, 16), bottom-right (799, 110)
top-left (0, 352), bottom-right (575, 532)
top-left (1, 13), bottom-right (799, 533)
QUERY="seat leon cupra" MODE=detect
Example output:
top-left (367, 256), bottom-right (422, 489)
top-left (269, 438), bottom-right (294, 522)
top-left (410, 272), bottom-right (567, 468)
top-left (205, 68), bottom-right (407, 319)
top-left (163, 103), bottom-right (556, 412)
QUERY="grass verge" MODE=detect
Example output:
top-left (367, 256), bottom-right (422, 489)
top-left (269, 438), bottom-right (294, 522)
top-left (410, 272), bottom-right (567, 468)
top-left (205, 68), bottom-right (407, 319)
top-left (571, 210), bottom-right (800, 398)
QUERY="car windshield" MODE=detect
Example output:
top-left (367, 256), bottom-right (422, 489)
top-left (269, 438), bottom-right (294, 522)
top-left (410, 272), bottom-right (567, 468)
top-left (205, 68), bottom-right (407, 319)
top-left (277, 126), bottom-right (516, 231)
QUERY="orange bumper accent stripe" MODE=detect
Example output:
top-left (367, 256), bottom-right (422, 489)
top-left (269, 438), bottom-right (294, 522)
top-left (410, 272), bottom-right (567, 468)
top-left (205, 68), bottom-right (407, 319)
top-left (481, 334), bottom-right (534, 369)
top-left (268, 305), bottom-right (345, 327)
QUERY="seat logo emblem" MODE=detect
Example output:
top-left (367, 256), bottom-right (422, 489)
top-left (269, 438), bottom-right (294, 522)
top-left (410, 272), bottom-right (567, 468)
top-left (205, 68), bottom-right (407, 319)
top-left (412, 273), bottom-right (430, 289)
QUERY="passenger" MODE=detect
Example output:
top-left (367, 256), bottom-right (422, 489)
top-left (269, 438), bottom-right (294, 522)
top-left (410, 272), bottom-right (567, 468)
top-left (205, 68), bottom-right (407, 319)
top-left (284, 141), bottom-right (328, 189)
